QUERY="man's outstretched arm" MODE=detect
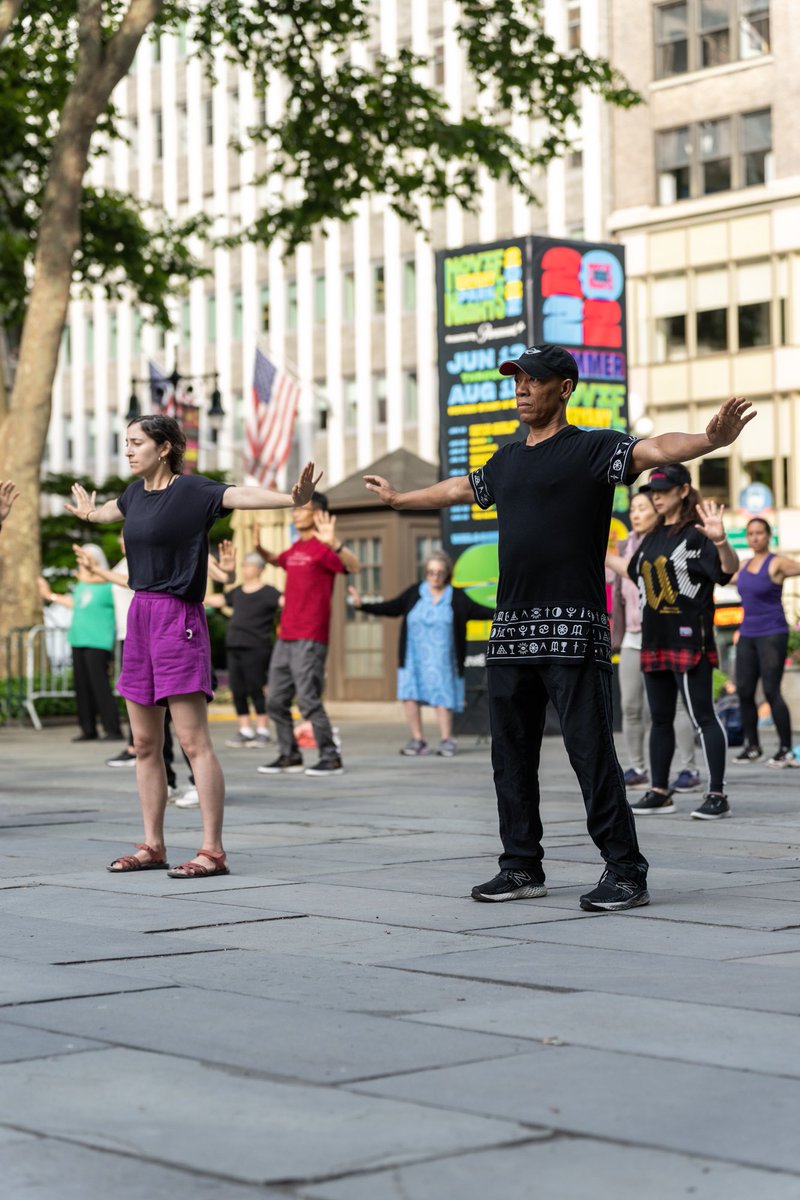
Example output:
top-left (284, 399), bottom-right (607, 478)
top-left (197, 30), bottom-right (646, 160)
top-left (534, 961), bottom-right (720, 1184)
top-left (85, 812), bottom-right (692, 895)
top-left (364, 474), bottom-right (474, 510)
top-left (630, 395), bottom-right (756, 472)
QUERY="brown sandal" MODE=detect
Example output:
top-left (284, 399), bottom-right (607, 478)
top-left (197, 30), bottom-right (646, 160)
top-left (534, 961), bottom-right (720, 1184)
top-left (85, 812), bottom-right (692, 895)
top-left (167, 849), bottom-right (229, 879)
top-left (107, 843), bottom-right (169, 872)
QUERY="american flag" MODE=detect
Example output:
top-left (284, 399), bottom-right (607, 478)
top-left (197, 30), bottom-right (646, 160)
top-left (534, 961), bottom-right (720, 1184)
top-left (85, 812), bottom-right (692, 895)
top-left (245, 348), bottom-right (301, 487)
top-left (149, 361), bottom-right (174, 411)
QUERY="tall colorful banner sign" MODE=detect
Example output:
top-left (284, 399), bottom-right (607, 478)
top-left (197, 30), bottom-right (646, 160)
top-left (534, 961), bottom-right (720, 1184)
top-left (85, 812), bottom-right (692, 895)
top-left (436, 235), bottom-right (629, 672)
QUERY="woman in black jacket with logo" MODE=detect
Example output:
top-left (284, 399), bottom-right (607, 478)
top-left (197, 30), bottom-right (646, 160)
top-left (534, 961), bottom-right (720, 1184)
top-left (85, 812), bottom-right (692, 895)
top-left (349, 550), bottom-right (492, 757)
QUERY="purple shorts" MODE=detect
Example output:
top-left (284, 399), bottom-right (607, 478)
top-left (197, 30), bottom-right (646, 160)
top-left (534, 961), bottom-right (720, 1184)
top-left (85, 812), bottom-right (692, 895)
top-left (117, 593), bottom-right (213, 707)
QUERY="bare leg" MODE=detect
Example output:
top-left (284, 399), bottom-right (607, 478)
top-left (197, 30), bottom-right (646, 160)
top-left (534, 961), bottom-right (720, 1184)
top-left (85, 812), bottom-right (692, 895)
top-left (434, 706), bottom-right (453, 741)
top-left (111, 700), bottom-right (169, 866)
top-left (402, 700), bottom-right (424, 740)
top-left (168, 693), bottom-right (225, 864)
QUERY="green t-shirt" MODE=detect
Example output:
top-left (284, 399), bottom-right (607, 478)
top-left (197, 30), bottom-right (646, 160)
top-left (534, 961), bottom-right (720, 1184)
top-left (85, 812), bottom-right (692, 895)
top-left (68, 582), bottom-right (117, 651)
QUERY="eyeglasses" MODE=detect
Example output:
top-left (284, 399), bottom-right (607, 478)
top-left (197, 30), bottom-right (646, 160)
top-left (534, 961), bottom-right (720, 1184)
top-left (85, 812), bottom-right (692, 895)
top-left (426, 567), bottom-right (447, 576)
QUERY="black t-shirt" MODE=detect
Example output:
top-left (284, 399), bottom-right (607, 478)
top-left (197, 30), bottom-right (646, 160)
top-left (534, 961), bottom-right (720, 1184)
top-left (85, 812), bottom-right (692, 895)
top-left (469, 426), bottom-right (638, 669)
top-left (117, 474), bottom-right (230, 602)
top-left (627, 524), bottom-right (732, 655)
top-left (224, 585), bottom-right (281, 649)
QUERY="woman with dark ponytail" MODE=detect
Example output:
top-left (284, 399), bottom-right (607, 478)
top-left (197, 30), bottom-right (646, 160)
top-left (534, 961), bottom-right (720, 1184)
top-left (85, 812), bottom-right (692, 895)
top-left (733, 516), bottom-right (800, 767)
top-left (607, 463), bottom-right (739, 820)
top-left (65, 414), bottom-right (319, 879)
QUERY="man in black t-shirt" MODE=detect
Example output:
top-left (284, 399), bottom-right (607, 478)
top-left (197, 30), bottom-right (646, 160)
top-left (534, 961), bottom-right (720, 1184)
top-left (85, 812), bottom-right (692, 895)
top-left (365, 345), bottom-right (755, 912)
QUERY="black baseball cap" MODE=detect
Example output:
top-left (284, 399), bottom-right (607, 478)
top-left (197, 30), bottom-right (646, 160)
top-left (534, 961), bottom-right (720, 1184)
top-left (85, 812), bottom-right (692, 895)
top-left (639, 464), bottom-right (691, 492)
top-left (498, 344), bottom-right (580, 384)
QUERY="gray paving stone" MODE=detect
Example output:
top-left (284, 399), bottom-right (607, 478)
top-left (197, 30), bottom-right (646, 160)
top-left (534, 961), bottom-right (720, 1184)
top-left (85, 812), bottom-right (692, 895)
top-left (4, 987), bottom-right (534, 1083)
top-left (301, 1137), bottom-right (800, 1200)
top-left (350, 1044), bottom-right (800, 1171)
top-left (0, 957), bottom-right (167, 1007)
top-left (0, 1019), bottom-right (102, 1063)
top-left (401, 989), bottom-right (800, 1074)
top-left (0, 1046), bottom-right (534, 1183)
top-left (1, 914), bottom-right (229, 964)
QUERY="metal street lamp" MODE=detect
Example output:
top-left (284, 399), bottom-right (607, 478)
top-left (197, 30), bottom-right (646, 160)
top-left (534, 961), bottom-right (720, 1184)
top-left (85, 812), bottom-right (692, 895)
top-left (126, 358), bottom-right (225, 427)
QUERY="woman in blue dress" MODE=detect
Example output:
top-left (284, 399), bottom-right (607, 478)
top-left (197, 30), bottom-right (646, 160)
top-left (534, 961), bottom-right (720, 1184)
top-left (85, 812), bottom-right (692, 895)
top-left (349, 551), bottom-right (491, 756)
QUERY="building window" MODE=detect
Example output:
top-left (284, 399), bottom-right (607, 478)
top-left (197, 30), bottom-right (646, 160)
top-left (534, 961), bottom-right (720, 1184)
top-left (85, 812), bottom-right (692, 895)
top-left (696, 308), bottom-right (728, 354)
top-left (656, 108), bottom-right (771, 202)
top-left (655, 314), bottom-right (687, 362)
top-left (698, 456), bottom-right (730, 505)
top-left (402, 259), bottom-right (416, 312)
top-left (228, 89), bottom-right (240, 141)
top-left (181, 299), bottom-right (191, 345)
top-left (204, 97), bottom-right (214, 147)
top-left (153, 110), bottom-right (163, 160)
top-left (342, 270), bottom-right (355, 322)
top-left (698, 118), bottom-right (731, 194)
top-left (176, 104), bottom-right (188, 156)
top-left (654, 0), bottom-right (770, 78)
top-left (155, 322), bottom-right (166, 351)
top-left (177, 21), bottom-right (188, 57)
top-left (432, 37), bottom-right (445, 86)
top-left (232, 290), bottom-right (243, 341)
top-left (151, 33), bottom-right (161, 64)
top-left (742, 108), bottom-right (772, 185)
top-left (655, 2), bottom-right (688, 78)
top-left (108, 312), bottom-right (118, 360)
top-left (656, 126), bottom-right (690, 203)
top-left (206, 294), bottom-right (216, 343)
top-left (344, 378), bottom-right (358, 430)
top-left (313, 275), bottom-right (326, 324)
top-left (373, 373), bottom-right (387, 425)
top-left (129, 116), bottom-right (139, 158)
top-left (567, 2), bottom-right (581, 50)
top-left (403, 371), bottom-right (418, 424)
top-left (737, 301), bottom-right (770, 349)
top-left (286, 280), bottom-right (298, 332)
top-left (133, 312), bottom-right (143, 356)
top-left (61, 325), bottom-right (71, 365)
top-left (372, 263), bottom-right (385, 316)
top-left (345, 537), bottom-right (384, 679)
top-left (86, 318), bottom-right (94, 365)
top-left (259, 286), bottom-right (270, 333)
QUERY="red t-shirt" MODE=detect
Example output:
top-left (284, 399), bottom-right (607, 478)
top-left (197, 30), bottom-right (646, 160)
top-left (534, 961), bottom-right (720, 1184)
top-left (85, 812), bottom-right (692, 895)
top-left (275, 536), bottom-right (346, 644)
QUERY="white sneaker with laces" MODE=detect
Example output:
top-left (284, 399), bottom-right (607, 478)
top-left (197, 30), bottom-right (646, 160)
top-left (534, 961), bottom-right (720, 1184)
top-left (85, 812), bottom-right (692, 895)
top-left (175, 786), bottom-right (200, 808)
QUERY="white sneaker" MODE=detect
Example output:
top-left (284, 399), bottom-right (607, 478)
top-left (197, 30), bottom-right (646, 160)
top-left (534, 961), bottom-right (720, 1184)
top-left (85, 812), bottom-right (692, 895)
top-left (175, 786), bottom-right (200, 808)
top-left (225, 730), bottom-right (256, 748)
top-left (167, 785), bottom-right (181, 803)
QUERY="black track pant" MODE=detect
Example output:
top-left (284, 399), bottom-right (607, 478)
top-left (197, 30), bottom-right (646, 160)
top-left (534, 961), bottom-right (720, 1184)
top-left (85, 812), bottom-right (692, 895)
top-left (227, 645), bottom-right (272, 716)
top-left (488, 658), bottom-right (648, 887)
top-left (72, 647), bottom-right (122, 738)
top-left (736, 632), bottom-right (791, 749)
top-left (645, 657), bottom-right (727, 794)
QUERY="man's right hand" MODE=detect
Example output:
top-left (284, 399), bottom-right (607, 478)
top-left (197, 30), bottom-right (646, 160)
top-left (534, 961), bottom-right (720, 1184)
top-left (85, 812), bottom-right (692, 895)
top-left (347, 585), bottom-right (363, 608)
top-left (364, 475), bottom-right (397, 506)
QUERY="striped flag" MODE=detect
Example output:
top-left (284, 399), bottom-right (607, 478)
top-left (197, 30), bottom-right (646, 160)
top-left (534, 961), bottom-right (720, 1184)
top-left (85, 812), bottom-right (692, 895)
top-left (148, 361), bottom-right (173, 410)
top-left (245, 348), bottom-right (301, 487)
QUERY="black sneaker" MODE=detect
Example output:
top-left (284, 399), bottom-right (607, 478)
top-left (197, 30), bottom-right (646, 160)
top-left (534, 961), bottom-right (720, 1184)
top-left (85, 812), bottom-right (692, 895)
top-left (106, 748), bottom-right (137, 767)
top-left (733, 745), bottom-right (762, 764)
top-left (580, 870), bottom-right (650, 912)
top-left (257, 754), bottom-right (304, 775)
top-left (767, 748), bottom-right (800, 769)
top-left (691, 792), bottom-right (730, 820)
top-left (305, 757), bottom-right (344, 776)
top-left (471, 869), bottom-right (547, 902)
top-left (629, 789), bottom-right (676, 815)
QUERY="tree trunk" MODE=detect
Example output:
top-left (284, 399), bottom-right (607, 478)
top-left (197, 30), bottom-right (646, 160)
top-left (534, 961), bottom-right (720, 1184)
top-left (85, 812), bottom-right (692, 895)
top-left (0, 0), bottom-right (162, 668)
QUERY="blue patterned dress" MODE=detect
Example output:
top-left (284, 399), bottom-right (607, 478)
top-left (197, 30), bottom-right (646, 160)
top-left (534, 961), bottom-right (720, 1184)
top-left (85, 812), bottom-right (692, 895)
top-left (396, 582), bottom-right (465, 711)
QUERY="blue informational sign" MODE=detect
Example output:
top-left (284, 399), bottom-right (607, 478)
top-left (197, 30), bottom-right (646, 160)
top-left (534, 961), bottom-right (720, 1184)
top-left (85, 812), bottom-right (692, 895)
top-left (739, 482), bottom-right (773, 514)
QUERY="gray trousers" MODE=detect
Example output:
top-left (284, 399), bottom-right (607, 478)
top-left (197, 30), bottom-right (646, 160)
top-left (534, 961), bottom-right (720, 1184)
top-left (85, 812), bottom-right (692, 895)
top-left (267, 639), bottom-right (338, 761)
top-left (618, 646), bottom-right (696, 773)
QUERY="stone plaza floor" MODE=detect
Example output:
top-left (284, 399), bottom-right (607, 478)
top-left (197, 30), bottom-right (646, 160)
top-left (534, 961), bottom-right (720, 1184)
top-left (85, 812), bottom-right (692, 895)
top-left (1, 708), bottom-right (800, 1199)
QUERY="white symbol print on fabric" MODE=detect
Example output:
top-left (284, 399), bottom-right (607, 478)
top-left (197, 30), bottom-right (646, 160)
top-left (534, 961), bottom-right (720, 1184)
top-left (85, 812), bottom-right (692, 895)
top-left (613, 458), bottom-right (622, 473)
top-left (552, 607), bottom-right (561, 617)
top-left (557, 624), bottom-right (568, 635)
top-left (532, 608), bottom-right (541, 619)
top-left (518, 625), bottom-right (527, 635)
top-left (566, 607), bottom-right (576, 616)
top-left (530, 642), bottom-right (539, 653)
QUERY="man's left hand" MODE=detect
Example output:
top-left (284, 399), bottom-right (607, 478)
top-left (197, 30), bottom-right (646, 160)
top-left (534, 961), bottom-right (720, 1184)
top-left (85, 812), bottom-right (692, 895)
top-left (314, 510), bottom-right (337, 546)
top-left (0, 480), bottom-right (20, 524)
top-left (705, 396), bottom-right (756, 447)
top-left (291, 462), bottom-right (322, 506)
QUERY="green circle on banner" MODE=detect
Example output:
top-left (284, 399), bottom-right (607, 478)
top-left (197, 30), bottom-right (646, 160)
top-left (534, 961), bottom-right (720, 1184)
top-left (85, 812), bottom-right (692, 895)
top-left (453, 542), bottom-right (499, 607)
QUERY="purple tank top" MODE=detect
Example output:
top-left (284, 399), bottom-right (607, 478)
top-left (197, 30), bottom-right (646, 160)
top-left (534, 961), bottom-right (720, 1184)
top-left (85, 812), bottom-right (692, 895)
top-left (737, 554), bottom-right (788, 637)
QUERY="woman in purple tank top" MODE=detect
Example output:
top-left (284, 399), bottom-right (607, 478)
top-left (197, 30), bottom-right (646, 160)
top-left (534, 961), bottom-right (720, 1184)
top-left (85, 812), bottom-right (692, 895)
top-left (734, 517), bottom-right (800, 767)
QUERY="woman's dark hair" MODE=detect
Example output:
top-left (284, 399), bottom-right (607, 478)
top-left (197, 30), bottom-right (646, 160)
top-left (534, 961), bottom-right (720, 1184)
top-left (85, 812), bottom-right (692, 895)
top-left (747, 516), bottom-right (772, 536)
top-left (127, 414), bottom-right (185, 474)
top-left (659, 482), bottom-right (703, 537)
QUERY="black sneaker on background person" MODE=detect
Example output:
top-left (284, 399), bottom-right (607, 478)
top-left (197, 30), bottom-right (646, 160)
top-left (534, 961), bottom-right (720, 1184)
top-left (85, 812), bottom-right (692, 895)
top-left (733, 745), bottom-right (762, 764)
top-left (629, 789), bottom-right (676, 815)
top-left (305, 756), bottom-right (344, 776)
top-left (106, 748), bottom-right (137, 767)
top-left (691, 792), bottom-right (731, 819)
top-left (471, 869), bottom-right (547, 902)
top-left (767, 747), bottom-right (800, 768)
top-left (257, 753), bottom-right (304, 775)
top-left (580, 870), bottom-right (650, 912)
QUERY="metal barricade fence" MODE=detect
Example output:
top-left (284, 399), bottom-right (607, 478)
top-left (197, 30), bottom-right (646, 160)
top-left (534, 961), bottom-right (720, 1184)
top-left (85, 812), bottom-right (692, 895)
top-left (1, 625), bottom-right (122, 729)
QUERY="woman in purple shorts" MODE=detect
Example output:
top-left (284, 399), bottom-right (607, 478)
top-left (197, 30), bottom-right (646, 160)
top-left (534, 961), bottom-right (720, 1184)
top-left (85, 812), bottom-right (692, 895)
top-left (65, 414), bottom-right (318, 879)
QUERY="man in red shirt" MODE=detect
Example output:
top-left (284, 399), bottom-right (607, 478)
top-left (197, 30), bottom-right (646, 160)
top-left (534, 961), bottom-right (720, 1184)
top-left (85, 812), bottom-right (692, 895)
top-left (255, 492), bottom-right (360, 776)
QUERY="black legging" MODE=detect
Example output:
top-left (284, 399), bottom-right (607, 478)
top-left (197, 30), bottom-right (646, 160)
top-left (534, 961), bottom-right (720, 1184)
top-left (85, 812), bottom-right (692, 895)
top-left (735, 632), bottom-right (791, 749)
top-left (645, 656), bottom-right (727, 794)
top-left (227, 644), bottom-right (272, 716)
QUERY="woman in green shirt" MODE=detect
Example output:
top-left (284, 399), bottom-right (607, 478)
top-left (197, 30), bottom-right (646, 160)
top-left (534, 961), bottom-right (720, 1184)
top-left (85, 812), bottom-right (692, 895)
top-left (37, 544), bottom-right (123, 742)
